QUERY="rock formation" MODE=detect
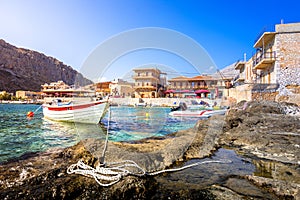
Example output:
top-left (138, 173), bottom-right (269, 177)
top-left (0, 39), bottom-right (92, 93)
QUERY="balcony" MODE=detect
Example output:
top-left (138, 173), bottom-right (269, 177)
top-left (169, 85), bottom-right (208, 90)
top-left (234, 61), bottom-right (245, 70)
top-left (132, 75), bottom-right (159, 81)
top-left (134, 85), bottom-right (157, 90)
top-left (253, 51), bottom-right (276, 70)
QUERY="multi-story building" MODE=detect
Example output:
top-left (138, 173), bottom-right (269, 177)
top-left (95, 81), bottom-right (111, 97)
top-left (41, 80), bottom-right (70, 91)
top-left (16, 91), bottom-right (37, 99)
top-left (233, 22), bottom-right (300, 104)
top-left (132, 68), bottom-right (166, 98)
top-left (167, 75), bottom-right (228, 98)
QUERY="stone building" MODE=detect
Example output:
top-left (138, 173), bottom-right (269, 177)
top-left (232, 22), bottom-right (300, 104)
top-left (95, 81), bottom-right (111, 97)
top-left (167, 75), bottom-right (227, 98)
top-left (41, 80), bottom-right (70, 91)
top-left (16, 91), bottom-right (38, 99)
top-left (109, 79), bottom-right (134, 98)
top-left (132, 68), bottom-right (166, 98)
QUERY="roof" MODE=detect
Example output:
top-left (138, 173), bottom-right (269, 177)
top-left (190, 75), bottom-right (215, 80)
top-left (168, 76), bottom-right (189, 81)
top-left (168, 75), bottom-right (218, 82)
top-left (132, 68), bottom-right (162, 73)
top-left (253, 32), bottom-right (276, 48)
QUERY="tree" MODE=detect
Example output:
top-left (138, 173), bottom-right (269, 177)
top-left (0, 93), bottom-right (12, 100)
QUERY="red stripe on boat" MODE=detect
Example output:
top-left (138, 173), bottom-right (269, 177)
top-left (45, 101), bottom-right (106, 111)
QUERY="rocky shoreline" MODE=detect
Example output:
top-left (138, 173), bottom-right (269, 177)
top-left (0, 101), bottom-right (299, 199)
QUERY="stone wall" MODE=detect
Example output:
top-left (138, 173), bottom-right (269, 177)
top-left (224, 84), bottom-right (252, 103)
top-left (274, 23), bottom-right (300, 105)
top-left (252, 91), bottom-right (278, 101)
top-left (275, 24), bottom-right (300, 96)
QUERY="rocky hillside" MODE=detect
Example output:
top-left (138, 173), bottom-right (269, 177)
top-left (0, 39), bottom-right (93, 93)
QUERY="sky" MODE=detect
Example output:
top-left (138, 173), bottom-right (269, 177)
top-left (0, 0), bottom-right (299, 82)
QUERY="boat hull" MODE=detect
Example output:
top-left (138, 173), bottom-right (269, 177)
top-left (169, 109), bottom-right (227, 118)
top-left (42, 100), bottom-right (109, 124)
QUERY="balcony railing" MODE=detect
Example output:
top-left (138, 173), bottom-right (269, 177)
top-left (132, 75), bottom-right (159, 81)
top-left (134, 85), bottom-right (157, 90)
top-left (168, 85), bottom-right (208, 90)
top-left (253, 51), bottom-right (276, 70)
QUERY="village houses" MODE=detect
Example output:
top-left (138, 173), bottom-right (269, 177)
top-left (229, 22), bottom-right (300, 105)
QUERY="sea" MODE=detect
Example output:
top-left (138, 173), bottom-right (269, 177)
top-left (0, 103), bottom-right (199, 163)
top-left (1, 103), bottom-right (259, 194)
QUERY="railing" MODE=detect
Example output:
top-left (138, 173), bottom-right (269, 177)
top-left (132, 75), bottom-right (159, 80)
top-left (168, 85), bottom-right (208, 90)
top-left (253, 51), bottom-right (276, 67)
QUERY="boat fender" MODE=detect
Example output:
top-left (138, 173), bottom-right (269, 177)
top-left (27, 111), bottom-right (34, 117)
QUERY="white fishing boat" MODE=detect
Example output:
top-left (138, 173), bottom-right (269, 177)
top-left (42, 99), bottom-right (109, 124)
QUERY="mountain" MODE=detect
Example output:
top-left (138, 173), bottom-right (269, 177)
top-left (0, 39), bottom-right (93, 93)
top-left (219, 63), bottom-right (239, 78)
top-left (211, 63), bottom-right (239, 80)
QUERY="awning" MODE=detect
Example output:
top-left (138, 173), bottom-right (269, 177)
top-left (179, 90), bottom-right (193, 93)
top-left (164, 89), bottom-right (176, 94)
top-left (195, 89), bottom-right (210, 94)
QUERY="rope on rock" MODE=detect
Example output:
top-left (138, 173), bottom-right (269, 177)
top-left (67, 106), bottom-right (232, 186)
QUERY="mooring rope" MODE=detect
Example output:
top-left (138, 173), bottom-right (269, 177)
top-left (67, 106), bottom-right (232, 186)
top-left (99, 105), bottom-right (111, 164)
top-left (34, 104), bottom-right (43, 113)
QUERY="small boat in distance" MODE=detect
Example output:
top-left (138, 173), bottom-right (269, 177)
top-left (169, 109), bottom-right (227, 118)
top-left (169, 102), bottom-right (227, 118)
top-left (42, 98), bottom-right (109, 124)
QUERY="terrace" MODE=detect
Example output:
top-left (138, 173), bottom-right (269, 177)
top-left (253, 51), bottom-right (276, 70)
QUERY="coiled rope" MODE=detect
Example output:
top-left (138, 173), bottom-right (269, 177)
top-left (67, 106), bottom-right (232, 186)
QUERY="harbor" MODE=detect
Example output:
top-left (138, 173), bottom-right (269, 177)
top-left (1, 1), bottom-right (300, 199)
top-left (0, 101), bottom-right (299, 199)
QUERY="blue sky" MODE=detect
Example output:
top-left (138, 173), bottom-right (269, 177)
top-left (0, 0), bottom-right (299, 81)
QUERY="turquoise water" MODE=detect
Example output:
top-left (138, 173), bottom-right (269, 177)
top-left (0, 104), bottom-right (199, 163)
top-left (102, 106), bottom-right (198, 141)
top-left (0, 104), bottom-right (79, 163)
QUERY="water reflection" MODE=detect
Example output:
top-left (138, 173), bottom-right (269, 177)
top-left (253, 159), bottom-right (300, 183)
top-left (156, 148), bottom-right (255, 188)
